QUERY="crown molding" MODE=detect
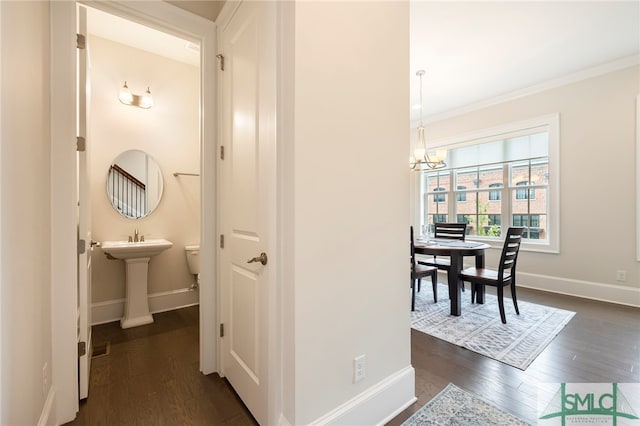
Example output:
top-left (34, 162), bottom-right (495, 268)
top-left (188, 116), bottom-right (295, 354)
top-left (426, 55), bottom-right (640, 124)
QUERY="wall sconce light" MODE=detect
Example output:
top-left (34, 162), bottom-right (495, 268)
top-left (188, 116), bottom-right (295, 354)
top-left (118, 81), bottom-right (154, 109)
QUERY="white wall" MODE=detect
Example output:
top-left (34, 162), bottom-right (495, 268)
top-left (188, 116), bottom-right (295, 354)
top-left (286, 2), bottom-right (413, 424)
top-left (426, 65), bottom-right (640, 304)
top-left (0, 1), bottom-right (54, 424)
top-left (88, 35), bottom-right (201, 316)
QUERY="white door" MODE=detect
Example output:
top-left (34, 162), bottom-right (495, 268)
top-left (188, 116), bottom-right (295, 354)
top-left (219, 1), bottom-right (276, 424)
top-left (77, 5), bottom-right (93, 400)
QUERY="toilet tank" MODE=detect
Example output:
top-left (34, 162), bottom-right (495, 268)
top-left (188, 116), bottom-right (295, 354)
top-left (185, 245), bottom-right (200, 275)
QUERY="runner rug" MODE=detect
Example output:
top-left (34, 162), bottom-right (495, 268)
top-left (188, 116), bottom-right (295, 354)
top-left (411, 283), bottom-right (575, 370)
top-left (401, 383), bottom-right (531, 425)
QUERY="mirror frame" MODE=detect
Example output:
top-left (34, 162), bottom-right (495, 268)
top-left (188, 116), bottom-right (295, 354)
top-left (106, 149), bottom-right (164, 219)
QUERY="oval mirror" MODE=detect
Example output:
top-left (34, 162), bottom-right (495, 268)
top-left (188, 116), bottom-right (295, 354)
top-left (106, 150), bottom-right (164, 219)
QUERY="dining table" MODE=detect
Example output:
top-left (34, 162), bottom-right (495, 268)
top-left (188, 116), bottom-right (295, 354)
top-left (414, 239), bottom-right (491, 316)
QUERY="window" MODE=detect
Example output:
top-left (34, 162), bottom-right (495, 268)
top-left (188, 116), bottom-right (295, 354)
top-left (513, 214), bottom-right (541, 239)
top-left (456, 186), bottom-right (467, 202)
top-left (416, 114), bottom-right (559, 252)
top-left (433, 214), bottom-right (447, 223)
top-left (513, 214), bottom-right (528, 226)
top-left (488, 214), bottom-right (501, 226)
top-left (423, 174), bottom-right (449, 234)
top-left (515, 181), bottom-right (536, 200)
top-left (515, 181), bottom-right (527, 199)
top-left (513, 214), bottom-right (540, 227)
top-left (486, 214), bottom-right (502, 237)
top-left (489, 183), bottom-right (502, 201)
top-left (426, 160), bottom-right (548, 240)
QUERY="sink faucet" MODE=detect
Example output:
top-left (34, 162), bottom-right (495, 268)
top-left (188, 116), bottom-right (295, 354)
top-left (134, 228), bottom-right (139, 242)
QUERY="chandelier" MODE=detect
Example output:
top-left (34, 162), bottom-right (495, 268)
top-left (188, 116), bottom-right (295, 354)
top-left (410, 70), bottom-right (446, 170)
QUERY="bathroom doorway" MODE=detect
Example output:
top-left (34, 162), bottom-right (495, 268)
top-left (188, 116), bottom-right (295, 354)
top-left (85, 7), bottom-right (203, 326)
top-left (50, 3), bottom-right (217, 422)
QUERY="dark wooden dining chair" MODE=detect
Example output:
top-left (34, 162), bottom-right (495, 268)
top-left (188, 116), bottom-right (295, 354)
top-left (434, 222), bottom-right (467, 240)
top-left (418, 222), bottom-right (467, 290)
top-left (410, 226), bottom-right (437, 311)
top-left (419, 223), bottom-right (467, 267)
top-left (459, 227), bottom-right (525, 324)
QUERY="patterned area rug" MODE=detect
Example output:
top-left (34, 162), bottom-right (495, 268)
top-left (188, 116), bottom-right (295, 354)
top-left (401, 383), bottom-right (531, 425)
top-left (411, 283), bottom-right (575, 370)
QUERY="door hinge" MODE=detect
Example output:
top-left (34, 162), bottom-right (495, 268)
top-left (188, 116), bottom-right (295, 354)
top-left (78, 239), bottom-right (86, 255)
top-left (220, 146), bottom-right (225, 160)
top-left (220, 323), bottom-right (224, 337)
top-left (76, 34), bottom-right (86, 50)
top-left (216, 54), bottom-right (225, 71)
top-left (220, 234), bottom-right (225, 249)
top-left (76, 136), bottom-right (86, 152)
top-left (78, 341), bottom-right (87, 357)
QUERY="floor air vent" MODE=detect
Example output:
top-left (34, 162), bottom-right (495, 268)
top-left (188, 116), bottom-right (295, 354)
top-left (92, 341), bottom-right (110, 358)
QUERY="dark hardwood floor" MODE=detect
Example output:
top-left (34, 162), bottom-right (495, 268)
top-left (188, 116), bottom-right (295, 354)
top-left (66, 306), bottom-right (257, 426)
top-left (387, 285), bottom-right (640, 425)
top-left (66, 287), bottom-right (638, 425)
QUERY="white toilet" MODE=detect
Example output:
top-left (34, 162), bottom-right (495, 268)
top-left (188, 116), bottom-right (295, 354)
top-left (185, 245), bottom-right (200, 289)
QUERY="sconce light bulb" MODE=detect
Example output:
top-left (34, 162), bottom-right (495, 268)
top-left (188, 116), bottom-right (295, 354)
top-left (118, 81), bottom-right (133, 105)
top-left (140, 87), bottom-right (154, 109)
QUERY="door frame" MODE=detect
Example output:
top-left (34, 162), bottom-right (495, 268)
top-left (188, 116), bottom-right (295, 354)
top-left (50, 2), bottom-right (217, 423)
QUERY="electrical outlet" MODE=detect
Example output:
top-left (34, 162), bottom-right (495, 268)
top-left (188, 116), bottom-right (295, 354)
top-left (42, 362), bottom-right (48, 395)
top-left (616, 270), bottom-right (627, 282)
top-left (353, 355), bottom-right (366, 383)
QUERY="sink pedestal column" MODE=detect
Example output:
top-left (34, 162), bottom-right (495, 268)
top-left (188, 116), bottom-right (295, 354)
top-left (121, 257), bottom-right (154, 329)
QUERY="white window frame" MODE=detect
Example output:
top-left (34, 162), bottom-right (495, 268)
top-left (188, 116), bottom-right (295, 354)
top-left (636, 95), bottom-right (640, 261)
top-left (415, 114), bottom-right (560, 253)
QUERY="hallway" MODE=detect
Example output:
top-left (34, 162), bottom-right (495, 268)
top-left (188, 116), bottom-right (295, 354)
top-left (66, 306), bottom-right (256, 425)
top-left (65, 287), bottom-right (640, 425)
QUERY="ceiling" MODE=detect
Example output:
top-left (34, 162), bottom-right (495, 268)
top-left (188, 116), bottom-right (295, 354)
top-left (411, 1), bottom-right (640, 120)
top-left (88, 2), bottom-right (640, 120)
top-left (87, 7), bottom-right (201, 66)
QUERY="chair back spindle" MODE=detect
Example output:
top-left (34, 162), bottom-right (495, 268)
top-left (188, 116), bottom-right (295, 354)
top-left (498, 228), bottom-right (524, 279)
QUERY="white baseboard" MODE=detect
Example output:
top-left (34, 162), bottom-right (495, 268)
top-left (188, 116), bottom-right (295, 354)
top-left (279, 414), bottom-right (293, 426)
top-left (309, 365), bottom-right (416, 426)
top-left (37, 387), bottom-right (55, 426)
top-left (91, 287), bottom-right (199, 325)
top-left (437, 269), bottom-right (640, 308)
top-left (518, 272), bottom-right (640, 308)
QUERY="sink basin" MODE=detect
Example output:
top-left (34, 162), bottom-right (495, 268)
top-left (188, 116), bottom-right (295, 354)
top-left (101, 238), bottom-right (173, 329)
top-left (102, 239), bottom-right (173, 259)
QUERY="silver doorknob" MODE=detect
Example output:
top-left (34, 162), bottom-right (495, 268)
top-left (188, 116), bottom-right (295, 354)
top-left (247, 252), bottom-right (268, 266)
top-left (90, 240), bottom-right (101, 248)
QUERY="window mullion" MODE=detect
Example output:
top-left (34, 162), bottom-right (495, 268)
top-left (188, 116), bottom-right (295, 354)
top-left (448, 170), bottom-right (455, 222)
top-left (502, 163), bottom-right (510, 232)
top-left (527, 160), bottom-right (532, 235)
top-left (474, 168), bottom-right (480, 234)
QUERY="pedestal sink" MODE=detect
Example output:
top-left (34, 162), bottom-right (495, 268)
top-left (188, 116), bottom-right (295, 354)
top-left (101, 239), bottom-right (173, 328)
